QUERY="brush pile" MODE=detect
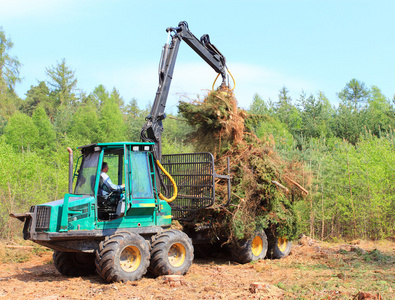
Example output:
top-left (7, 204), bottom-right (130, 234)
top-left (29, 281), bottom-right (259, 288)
top-left (177, 87), bottom-right (311, 243)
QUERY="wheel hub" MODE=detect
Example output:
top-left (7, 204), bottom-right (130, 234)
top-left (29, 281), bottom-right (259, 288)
top-left (120, 245), bottom-right (141, 272)
top-left (278, 237), bottom-right (288, 252)
top-left (251, 236), bottom-right (263, 256)
top-left (168, 243), bottom-right (186, 267)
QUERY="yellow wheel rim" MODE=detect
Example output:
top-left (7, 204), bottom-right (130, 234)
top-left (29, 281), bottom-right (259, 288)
top-left (251, 236), bottom-right (263, 256)
top-left (278, 237), bottom-right (288, 252)
top-left (120, 245), bottom-right (141, 272)
top-left (168, 243), bottom-right (186, 268)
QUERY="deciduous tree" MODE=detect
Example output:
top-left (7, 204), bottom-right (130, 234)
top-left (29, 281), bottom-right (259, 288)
top-left (32, 106), bottom-right (56, 150)
top-left (0, 27), bottom-right (21, 94)
top-left (4, 111), bottom-right (38, 151)
top-left (0, 28), bottom-right (21, 118)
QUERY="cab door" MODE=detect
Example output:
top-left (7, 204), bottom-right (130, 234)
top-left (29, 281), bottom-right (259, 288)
top-left (126, 150), bottom-right (156, 225)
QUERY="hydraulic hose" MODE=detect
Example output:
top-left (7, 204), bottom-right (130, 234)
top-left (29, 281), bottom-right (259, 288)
top-left (212, 73), bottom-right (221, 90)
top-left (156, 160), bottom-right (178, 203)
top-left (212, 67), bottom-right (236, 91)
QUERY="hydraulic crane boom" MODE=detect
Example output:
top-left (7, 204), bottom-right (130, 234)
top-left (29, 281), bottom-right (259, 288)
top-left (141, 21), bottom-right (229, 160)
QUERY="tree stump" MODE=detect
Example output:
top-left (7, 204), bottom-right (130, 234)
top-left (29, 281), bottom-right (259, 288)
top-left (162, 275), bottom-right (185, 287)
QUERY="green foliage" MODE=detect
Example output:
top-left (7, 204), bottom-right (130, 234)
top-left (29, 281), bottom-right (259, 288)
top-left (53, 104), bottom-right (76, 139)
top-left (0, 28), bottom-right (21, 120)
top-left (161, 136), bottom-right (194, 155)
top-left (69, 102), bottom-right (100, 143)
top-left (333, 100), bottom-right (365, 144)
top-left (295, 133), bottom-right (395, 240)
top-left (91, 84), bottom-right (109, 109)
top-left (256, 115), bottom-right (294, 149)
top-left (248, 80), bottom-right (395, 240)
top-left (32, 106), bottom-right (56, 150)
top-left (0, 137), bottom-right (68, 237)
top-left (365, 86), bottom-right (394, 135)
top-left (0, 114), bottom-right (6, 135)
top-left (298, 91), bottom-right (333, 139)
top-left (21, 82), bottom-right (55, 118)
top-left (274, 87), bottom-right (302, 136)
top-left (124, 99), bottom-right (147, 141)
top-left (338, 78), bottom-right (369, 111)
top-left (110, 87), bottom-right (125, 109)
top-left (99, 97), bottom-right (127, 142)
top-left (4, 111), bottom-right (38, 151)
top-left (0, 27), bottom-right (21, 94)
top-left (249, 93), bottom-right (273, 116)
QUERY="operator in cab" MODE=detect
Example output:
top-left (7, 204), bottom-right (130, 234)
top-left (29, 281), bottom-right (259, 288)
top-left (99, 162), bottom-right (125, 196)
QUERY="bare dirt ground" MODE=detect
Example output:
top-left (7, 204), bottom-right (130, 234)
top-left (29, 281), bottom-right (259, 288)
top-left (0, 238), bottom-right (394, 300)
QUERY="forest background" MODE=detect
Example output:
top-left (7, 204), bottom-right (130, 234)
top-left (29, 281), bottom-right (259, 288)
top-left (0, 28), bottom-right (394, 242)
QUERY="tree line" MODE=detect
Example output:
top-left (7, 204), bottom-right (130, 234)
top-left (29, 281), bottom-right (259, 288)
top-left (250, 83), bottom-right (395, 240)
top-left (0, 27), bottom-right (394, 240)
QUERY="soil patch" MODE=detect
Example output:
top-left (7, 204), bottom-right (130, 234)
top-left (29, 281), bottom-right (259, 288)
top-left (1, 239), bottom-right (393, 299)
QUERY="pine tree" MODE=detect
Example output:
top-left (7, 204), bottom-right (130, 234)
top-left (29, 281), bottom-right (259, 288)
top-left (46, 58), bottom-right (78, 107)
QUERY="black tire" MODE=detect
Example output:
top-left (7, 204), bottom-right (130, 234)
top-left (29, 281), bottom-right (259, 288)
top-left (231, 231), bottom-right (268, 264)
top-left (95, 231), bottom-right (150, 283)
top-left (53, 251), bottom-right (96, 276)
top-left (268, 236), bottom-right (292, 259)
top-left (149, 229), bottom-right (194, 277)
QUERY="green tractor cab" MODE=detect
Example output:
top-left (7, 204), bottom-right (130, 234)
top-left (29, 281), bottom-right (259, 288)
top-left (14, 142), bottom-right (173, 243)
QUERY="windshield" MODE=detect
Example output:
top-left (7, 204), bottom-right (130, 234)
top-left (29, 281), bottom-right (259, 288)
top-left (74, 151), bottom-right (100, 195)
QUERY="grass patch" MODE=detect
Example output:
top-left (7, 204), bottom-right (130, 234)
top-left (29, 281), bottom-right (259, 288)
top-left (266, 242), bottom-right (395, 299)
top-left (362, 249), bottom-right (392, 263)
top-left (0, 239), bottom-right (50, 263)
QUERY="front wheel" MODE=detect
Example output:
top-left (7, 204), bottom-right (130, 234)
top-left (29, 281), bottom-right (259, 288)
top-left (231, 231), bottom-right (268, 263)
top-left (268, 236), bottom-right (292, 259)
top-left (149, 229), bottom-right (194, 277)
top-left (95, 231), bottom-right (150, 283)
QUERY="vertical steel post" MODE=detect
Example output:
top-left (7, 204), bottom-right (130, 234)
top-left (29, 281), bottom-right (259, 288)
top-left (67, 147), bottom-right (73, 194)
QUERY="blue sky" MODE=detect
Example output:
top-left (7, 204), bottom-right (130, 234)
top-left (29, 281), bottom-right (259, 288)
top-left (1, 0), bottom-right (394, 112)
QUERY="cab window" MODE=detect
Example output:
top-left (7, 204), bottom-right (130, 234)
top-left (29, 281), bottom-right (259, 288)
top-left (102, 148), bottom-right (124, 186)
top-left (74, 151), bottom-right (100, 195)
top-left (130, 152), bottom-right (153, 199)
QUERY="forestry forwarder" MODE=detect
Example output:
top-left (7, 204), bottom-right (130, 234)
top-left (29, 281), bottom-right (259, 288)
top-left (11, 21), bottom-right (291, 283)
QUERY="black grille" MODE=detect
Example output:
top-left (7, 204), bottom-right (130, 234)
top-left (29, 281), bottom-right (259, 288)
top-left (30, 206), bottom-right (51, 230)
top-left (161, 153), bottom-right (215, 220)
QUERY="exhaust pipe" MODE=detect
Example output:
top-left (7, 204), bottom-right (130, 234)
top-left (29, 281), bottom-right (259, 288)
top-left (67, 147), bottom-right (73, 194)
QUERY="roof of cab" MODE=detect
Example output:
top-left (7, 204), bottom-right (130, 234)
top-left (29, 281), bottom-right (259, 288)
top-left (77, 142), bottom-right (154, 150)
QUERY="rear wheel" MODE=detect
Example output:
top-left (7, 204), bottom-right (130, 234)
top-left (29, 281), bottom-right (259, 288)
top-left (268, 236), bottom-right (292, 259)
top-left (95, 231), bottom-right (150, 283)
top-left (53, 251), bottom-right (96, 276)
top-left (231, 231), bottom-right (268, 263)
top-left (149, 230), bottom-right (194, 277)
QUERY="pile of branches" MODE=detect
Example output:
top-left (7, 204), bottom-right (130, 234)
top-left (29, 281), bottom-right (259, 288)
top-left (177, 87), bottom-right (311, 243)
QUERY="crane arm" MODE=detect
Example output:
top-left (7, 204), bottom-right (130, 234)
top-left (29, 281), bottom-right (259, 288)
top-left (176, 21), bottom-right (227, 86)
top-left (141, 21), bottom-right (228, 160)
